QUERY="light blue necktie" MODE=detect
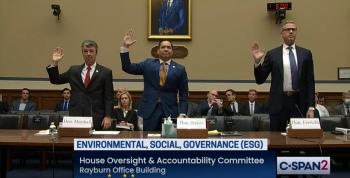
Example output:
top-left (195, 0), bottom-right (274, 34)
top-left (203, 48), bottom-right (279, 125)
top-left (288, 46), bottom-right (299, 90)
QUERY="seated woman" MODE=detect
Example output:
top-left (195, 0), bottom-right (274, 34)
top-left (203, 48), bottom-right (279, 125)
top-left (111, 91), bottom-right (139, 131)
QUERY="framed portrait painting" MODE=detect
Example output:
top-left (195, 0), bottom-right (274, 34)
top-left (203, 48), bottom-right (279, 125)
top-left (148, 0), bottom-right (191, 40)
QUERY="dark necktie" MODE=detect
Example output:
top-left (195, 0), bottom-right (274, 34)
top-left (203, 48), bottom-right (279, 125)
top-left (288, 46), bottom-right (299, 90)
top-left (159, 63), bottom-right (167, 87)
top-left (63, 101), bottom-right (68, 111)
top-left (84, 66), bottom-right (91, 88)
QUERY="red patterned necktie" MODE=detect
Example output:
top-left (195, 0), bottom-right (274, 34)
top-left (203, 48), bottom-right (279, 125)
top-left (84, 66), bottom-right (91, 88)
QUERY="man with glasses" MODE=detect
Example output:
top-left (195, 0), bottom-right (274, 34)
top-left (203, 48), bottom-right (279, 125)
top-left (251, 20), bottom-right (315, 131)
top-left (197, 90), bottom-right (223, 116)
top-left (11, 88), bottom-right (37, 112)
top-left (334, 92), bottom-right (350, 116)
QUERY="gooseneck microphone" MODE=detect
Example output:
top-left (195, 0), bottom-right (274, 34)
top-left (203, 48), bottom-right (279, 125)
top-left (295, 104), bottom-right (304, 118)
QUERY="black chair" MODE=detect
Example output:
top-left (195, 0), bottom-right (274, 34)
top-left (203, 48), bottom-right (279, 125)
top-left (23, 114), bottom-right (50, 130)
top-left (206, 116), bottom-right (225, 131)
top-left (344, 115), bottom-right (350, 128)
top-left (320, 116), bottom-right (346, 131)
top-left (0, 114), bottom-right (22, 129)
top-left (224, 116), bottom-right (255, 131)
top-left (253, 114), bottom-right (270, 131)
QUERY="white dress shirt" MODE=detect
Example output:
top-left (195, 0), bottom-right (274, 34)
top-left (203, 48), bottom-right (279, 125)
top-left (81, 63), bottom-right (96, 82)
top-left (282, 43), bottom-right (298, 92)
top-left (316, 104), bottom-right (329, 117)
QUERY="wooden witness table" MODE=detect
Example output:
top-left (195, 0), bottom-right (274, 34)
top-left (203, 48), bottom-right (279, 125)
top-left (1, 130), bottom-right (350, 178)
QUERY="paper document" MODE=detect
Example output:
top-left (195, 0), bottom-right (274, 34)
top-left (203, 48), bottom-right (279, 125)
top-left (92, 131), bottom-right (120, 135)
top-left (34, 130), bottom-right (50, 135)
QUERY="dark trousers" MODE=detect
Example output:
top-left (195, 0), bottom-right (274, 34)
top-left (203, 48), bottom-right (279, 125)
top-left (270, 94), bottom-right (301, 131)
top-left (143, 103), bottom-right (165, 131)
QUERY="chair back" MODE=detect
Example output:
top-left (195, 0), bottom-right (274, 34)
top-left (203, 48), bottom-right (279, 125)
top-left (0, 114), bottom-right (22, 129)
top-left (224, 116), bottom-right (255, 131)
top-left (253, 114), bottom-right (270, 131)
top-left (24, 114), bottom-right (50, 130)
top-left (320, 116), bottom-right (345, 131)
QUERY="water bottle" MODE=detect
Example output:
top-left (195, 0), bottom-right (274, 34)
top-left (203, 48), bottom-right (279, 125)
top-left (49, 122), bottom-right (56, 135)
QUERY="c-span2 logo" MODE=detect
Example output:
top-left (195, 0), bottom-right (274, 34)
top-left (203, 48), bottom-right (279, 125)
top-left (277, 157), bottom-right (330, 175)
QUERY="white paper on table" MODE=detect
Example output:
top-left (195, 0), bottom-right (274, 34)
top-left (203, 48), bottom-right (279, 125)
top-left (34, 129), bottom-right (50, 135)
top-left (91, 131), bottom-right (120, 135)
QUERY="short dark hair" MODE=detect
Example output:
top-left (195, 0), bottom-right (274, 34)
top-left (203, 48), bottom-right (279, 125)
top-left (22, 88), bottom-right (30, 94)
top-left (61, 88), bottom-right (70, 93)
top-left (158, 39), bottom-right (173, 49)
top-left (225, 89), bottom-right (236, 95)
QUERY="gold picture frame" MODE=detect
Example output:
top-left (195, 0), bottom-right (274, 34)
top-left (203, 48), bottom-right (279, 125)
top-left (148, 0), bottom-right (191, 40)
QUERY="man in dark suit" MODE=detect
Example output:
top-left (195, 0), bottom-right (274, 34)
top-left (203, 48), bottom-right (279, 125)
top-left (158, 0), bottom-right (186, 35)
top-left (196, 90), bottom-right (223, 117)
top-left (223, 89), bottom-right (240, 116)
top-left (120, 30), bottom-right (188, 131)
top-left (0, 101), bottom-right (9, 114)
top-left (333, 91), bottom-right (350, 116)
top-left (239, 89), bottom-right (264, 116)
top-left (54, 88), bottom-right (71, 112)
top-left (47, 40), bottom-right (114, 130)
top-left (252, 20), bottom-right (315, 131)
top-left (11, 88), bottom-right (36, 112)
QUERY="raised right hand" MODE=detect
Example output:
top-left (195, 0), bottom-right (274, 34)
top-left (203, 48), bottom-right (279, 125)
top-left (251, 42), bottom-right (265, 64)
top-left (123, 30), bottom-right (137, 48)
top-left (52, 47), bottom-right (64, 65)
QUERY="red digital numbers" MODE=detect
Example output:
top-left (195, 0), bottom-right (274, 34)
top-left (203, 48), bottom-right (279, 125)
top-left (276, 3), bottom-right (289, 10)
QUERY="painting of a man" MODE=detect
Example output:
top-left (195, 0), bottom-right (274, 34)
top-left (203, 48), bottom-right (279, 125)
top-left (149, 0), bottom-right (190, 39)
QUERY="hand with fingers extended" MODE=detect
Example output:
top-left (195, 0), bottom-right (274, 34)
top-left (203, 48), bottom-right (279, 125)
top-left (52, 47), bottom-right (64, 66)
top-left (123, 30), bottom-right (137, 48)
top-left (251, 42), bottom-right (265, 64)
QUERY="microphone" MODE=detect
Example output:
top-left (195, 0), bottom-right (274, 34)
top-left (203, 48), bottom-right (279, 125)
top-left (295, 104), bottom-right (304, 118)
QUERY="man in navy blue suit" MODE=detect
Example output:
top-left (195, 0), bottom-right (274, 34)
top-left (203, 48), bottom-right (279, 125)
top-left (158, 0), bottom-right (186, 35)
top-left (252, 20), bottom-right (315, 131)
top-left (55, 88), bottom-right (71, 112)
top-left (119, 30), bottom-right (188, 131)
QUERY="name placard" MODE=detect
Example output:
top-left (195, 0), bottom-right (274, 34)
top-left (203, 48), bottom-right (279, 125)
top-left (61, 116), bottom-right (93, 128)
top-left (177, 118), bottom-right (206, 129)
top-left (290, 118), bottom-right (321, 129)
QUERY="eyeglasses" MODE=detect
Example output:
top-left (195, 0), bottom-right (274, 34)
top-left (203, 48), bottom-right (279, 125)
top-left (282, 28), bottom-right (297, 32)
top-left (210, 93), bottom-right (218, 97)
top-left (22, 92), bottom-right (29, 94)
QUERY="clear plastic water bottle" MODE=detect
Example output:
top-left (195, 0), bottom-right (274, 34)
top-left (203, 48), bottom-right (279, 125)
top-left (49, 122), bottom-right (56, 135)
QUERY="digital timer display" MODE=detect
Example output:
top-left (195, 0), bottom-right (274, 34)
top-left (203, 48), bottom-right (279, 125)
top-left (267, 2), bottom-right (292, 11)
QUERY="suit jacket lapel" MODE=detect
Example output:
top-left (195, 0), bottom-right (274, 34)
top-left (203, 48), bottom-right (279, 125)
top-left (168, 1), bottom-right (177, 16)
top-left (77, 64), bottom-right (85, 89)
top-left (89, 64), bottom-right (101, 86)
top-left (277, 46), bottom-right (284, 80)
top-left (167, 60), bottom-right (176, 82)
top-left (296, 46), bottom-right (303, 78)
top-left (154, 59), bottom-right (161, 88)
